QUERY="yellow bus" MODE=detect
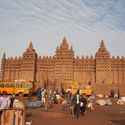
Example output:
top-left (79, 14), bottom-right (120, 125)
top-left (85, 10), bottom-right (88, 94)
top-left (64, 82), bottom-right (92, 96)
top-left (0, 82), bottom-right (35, 95)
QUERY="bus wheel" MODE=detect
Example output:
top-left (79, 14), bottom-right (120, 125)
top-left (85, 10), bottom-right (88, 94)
top-left (82, 93), bottom-right (86, 97)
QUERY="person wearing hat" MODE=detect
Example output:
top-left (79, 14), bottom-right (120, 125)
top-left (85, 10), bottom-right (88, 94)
top-left (0, 91), bottom-right (11, 109)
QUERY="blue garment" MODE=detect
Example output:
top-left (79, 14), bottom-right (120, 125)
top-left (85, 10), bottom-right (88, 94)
top-left (50, 95), bottom-right (52, 98)
top-left (54, 95), bottom-right (57, 100)
top-left (37, 89), bottom-right (41, 96)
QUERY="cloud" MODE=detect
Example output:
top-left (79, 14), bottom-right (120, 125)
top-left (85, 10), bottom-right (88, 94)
top-left (0, 0), bottom-right (125, 67)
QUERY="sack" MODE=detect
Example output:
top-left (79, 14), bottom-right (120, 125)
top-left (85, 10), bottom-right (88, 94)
top-left (80, 102), bottom-right (83, 107)
top-left (106, 99), bottom-right (112, 105)
top-left (13, 99), bottom-right (25, 109)
top-left (26, 101), bottom-right (43, 108)
top-left (56, 94), bottom-right (61, 100)
top-left (97, 94), bottom-right (104, 98)
top-left (117, 99), bottom-right (124, 105)
top-left (96, 100), bottom-right (106, 106)
top-left (121, 97), bottom-right (125, 102)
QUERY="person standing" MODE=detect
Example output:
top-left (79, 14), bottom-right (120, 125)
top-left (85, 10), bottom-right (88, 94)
top-left (73, 89), bottom-right (80, 118)
top-left (0, 91), bottom-right (11, 109)
top-left (56, 88), bottom-right (59, 94)
top-left (80, 94), bottom-right (87, 115)
top-left (118, 89), bottom-right (120, 99)
top-left (88, 96), bottom-right (94, 111)
top-left (49, 88), bottom-right (52, 99)
top-left (67, 91), bottom-right (71, 104)
top-left (29, 89), bottom-right (33, 102)
top-left (41, 88), bottom-right (45, 103)
top-left (112, 89), bottom-right (115, 98)
top-left (37, 88), bottom-right (41, 101)
top-left (110, 90), bottom-right (113, 98)
top-left (53, 93), bottom-right (57, 104)
top-left (61, 88), bottom-right (65, 98)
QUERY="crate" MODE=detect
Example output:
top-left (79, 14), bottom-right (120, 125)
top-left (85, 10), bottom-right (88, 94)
top-left (0, 108), bottom-right (25, 125)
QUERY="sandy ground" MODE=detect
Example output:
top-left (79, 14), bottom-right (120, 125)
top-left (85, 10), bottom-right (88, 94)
top-left (25, 99), bottom-right (125, 125)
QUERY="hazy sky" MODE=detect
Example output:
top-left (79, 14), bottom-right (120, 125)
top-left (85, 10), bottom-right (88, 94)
top-left (0, 0), bottom-right (125, 64)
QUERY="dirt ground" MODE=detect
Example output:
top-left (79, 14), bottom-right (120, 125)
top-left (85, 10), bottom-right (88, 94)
top-left (25, 98), bottom-right (125, 125)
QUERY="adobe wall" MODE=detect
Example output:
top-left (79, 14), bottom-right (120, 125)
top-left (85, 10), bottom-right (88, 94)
top-left (92, 83), bottom-right (125, 96)
top-left (73, 56), bottom-right (95, 84)
top-left (0, 38), bottom-right (125, 91)
top-left (35, 56), bottom-right (55, 89)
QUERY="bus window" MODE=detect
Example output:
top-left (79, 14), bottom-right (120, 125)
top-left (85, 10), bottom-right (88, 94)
top-left (73, 86), bottom-right (77, 90)
top-left (0, 84), bottom-right (4, 88)
top-left (85, 86), bottom-right (91, 90)
top-left (11, 83), bottom-right (15, 88)
top-left (69, 86), bottom-right (72, 89)
top-left (16, 84), bottom-right (20, 88)
top-left (21, 84), bottom-right (25, 88)
top-left (6, 83), bottom-right (10, 88)
top-left (27, 84), bottom-right (31, 88)
top-left (79, 86), bottom-right (85, 90)
top-left (65, 86), bottom-right (71, 90)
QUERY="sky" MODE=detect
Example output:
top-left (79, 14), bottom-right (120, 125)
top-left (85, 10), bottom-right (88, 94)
top-left (0, 0), bottom-right (125, 65)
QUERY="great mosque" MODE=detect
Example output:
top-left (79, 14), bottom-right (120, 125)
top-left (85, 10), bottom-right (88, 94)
top-left (0, 37), bottom-right (125, 90)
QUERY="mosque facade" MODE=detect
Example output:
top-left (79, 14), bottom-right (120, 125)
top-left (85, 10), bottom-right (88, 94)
top-left (0, 37), bottom-right (125, 89)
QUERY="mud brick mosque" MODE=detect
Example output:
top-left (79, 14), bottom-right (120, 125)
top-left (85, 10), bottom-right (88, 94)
top-left (0, 37), bottom-right (125, 91)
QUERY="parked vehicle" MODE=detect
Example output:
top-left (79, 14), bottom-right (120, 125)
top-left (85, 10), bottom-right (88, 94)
top-left (64, 82), bottom-right (92, 96)
top-left (0, 81), bottom-right (35, 95)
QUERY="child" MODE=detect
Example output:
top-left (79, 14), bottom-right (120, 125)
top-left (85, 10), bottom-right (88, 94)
top-left (87, 96), bottom-right (94, 111)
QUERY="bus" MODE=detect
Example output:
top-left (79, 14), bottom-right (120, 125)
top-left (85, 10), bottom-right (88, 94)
top-left (0, 82), bottom-right (35, 95)
top-left (64, 82), bottom-right (92, 96)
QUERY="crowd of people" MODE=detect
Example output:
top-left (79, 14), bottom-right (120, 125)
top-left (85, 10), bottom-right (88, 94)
top-left (110, 89), bottom-right (120, 98)
top-left (37, 87), bottom-right (46, 103)
top-left (0, 87), bottom-right (121, 119)
top-left (0, 88), bottom-right (91, 119)
top-left (35, 87), bottom-right (89, 119)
